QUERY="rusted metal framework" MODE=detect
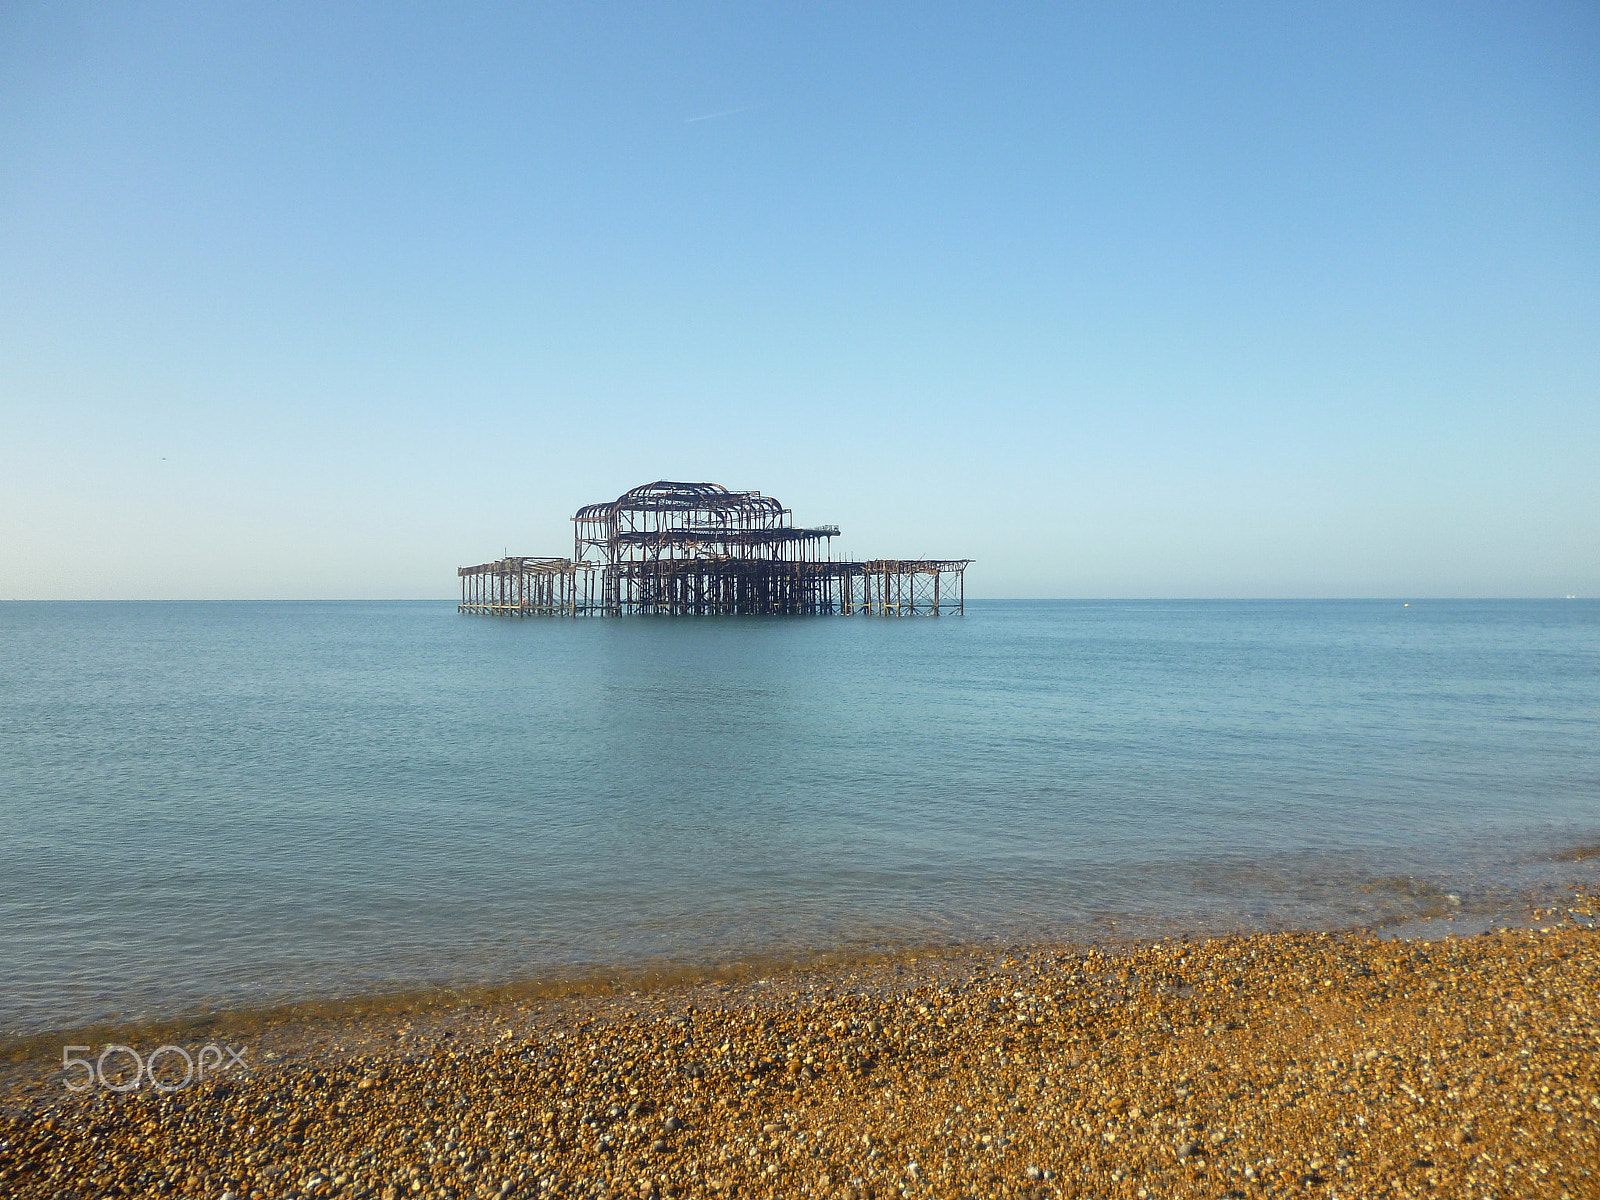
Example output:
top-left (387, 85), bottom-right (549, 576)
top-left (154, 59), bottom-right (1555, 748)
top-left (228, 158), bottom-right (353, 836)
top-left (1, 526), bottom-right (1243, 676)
top-left (459, 481), bottom-right (968, 617)
top-left (456, 557), bottom-right (593, 616)
top-left (837, 559), bottom-right (968, 616)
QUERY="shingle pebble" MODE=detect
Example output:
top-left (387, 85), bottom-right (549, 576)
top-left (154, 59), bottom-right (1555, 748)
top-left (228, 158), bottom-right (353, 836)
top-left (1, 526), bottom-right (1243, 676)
top-left (2, 893), bottom-right (1597, 1200)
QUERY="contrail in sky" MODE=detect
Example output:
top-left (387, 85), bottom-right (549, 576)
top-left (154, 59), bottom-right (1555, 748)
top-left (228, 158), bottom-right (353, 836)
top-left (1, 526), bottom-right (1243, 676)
top-left (685, 106), bottom-right (755, 124)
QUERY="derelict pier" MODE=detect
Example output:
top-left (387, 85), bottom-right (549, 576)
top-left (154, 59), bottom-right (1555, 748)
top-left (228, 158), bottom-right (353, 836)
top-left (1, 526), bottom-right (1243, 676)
top-left (458, 481), bottom-right (969, 617)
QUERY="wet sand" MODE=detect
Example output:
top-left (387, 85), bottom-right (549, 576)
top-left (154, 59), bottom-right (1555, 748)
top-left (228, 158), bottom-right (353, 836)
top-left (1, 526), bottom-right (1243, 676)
top-left (2, 888), bottom-right (1597, 1200)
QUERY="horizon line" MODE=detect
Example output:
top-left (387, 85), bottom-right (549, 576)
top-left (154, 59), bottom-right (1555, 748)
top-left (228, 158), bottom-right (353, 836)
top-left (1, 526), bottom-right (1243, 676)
top-left (1, 596), bottom-right (1589, 604)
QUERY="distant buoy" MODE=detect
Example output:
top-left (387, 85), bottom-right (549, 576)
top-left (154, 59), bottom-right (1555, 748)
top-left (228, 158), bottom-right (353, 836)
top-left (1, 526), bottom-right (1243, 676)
top-left (1404, 603), bottom-right (1409, 607)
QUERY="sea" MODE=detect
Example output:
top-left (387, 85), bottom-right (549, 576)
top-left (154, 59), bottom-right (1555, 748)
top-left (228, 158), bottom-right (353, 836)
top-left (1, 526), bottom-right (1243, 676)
top-left (1, 599), bottom-right (1596, 1036)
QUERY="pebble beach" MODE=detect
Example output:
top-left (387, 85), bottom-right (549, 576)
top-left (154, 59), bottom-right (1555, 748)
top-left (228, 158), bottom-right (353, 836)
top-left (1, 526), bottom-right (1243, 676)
top-left (3, 889), bottom-right (1597, 1200)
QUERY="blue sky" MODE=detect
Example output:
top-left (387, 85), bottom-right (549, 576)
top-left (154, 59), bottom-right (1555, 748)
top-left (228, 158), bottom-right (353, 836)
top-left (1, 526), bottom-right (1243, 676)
top-left (2, 2), bottom-right (1596, 598)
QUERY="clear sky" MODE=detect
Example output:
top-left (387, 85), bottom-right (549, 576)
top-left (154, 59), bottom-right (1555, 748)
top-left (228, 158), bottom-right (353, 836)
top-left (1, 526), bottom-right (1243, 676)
top-left (2, 2), bottom-right (1596, 599)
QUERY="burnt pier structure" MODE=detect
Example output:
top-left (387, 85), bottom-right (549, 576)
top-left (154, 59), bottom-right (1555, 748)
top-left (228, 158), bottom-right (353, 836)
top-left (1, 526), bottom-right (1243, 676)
top-left (459, 481), bottom-right (969, 617)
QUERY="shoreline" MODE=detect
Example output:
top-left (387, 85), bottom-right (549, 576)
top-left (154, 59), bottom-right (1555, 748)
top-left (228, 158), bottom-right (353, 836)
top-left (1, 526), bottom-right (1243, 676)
top-left (2, 887), bottom-right (1597, 1199)
top-left (4, 862), bottom-right (1595, 1071)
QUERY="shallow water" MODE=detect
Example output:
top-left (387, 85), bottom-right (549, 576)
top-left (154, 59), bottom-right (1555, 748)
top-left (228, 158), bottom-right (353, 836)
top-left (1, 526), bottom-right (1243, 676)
top-left (1, 599), bottom-right (1596, 1034)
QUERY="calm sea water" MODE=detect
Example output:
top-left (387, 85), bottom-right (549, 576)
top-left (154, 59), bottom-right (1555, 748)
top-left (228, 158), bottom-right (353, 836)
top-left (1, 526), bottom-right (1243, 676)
top-left (1, 600), bottom-right (1596, 1034)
